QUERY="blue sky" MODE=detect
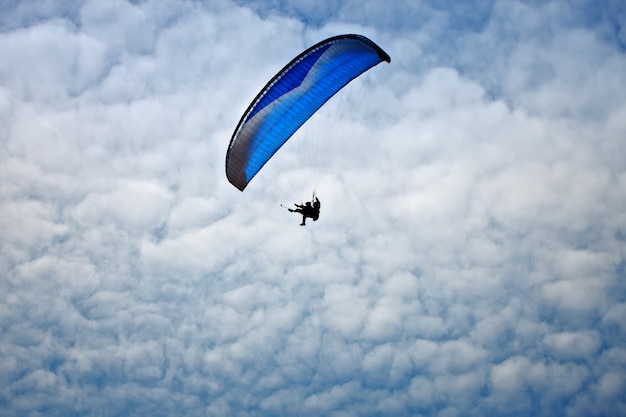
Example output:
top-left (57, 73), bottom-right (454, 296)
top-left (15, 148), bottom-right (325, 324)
top-left (1, 1), bottom-right (625, 416)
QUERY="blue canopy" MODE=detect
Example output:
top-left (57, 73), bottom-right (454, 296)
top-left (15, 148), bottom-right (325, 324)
top-left (226, 34), bottom-right (390, 191)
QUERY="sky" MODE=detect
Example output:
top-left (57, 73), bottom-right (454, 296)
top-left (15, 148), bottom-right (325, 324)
top-left (1, 0), bottom-right (625, 416)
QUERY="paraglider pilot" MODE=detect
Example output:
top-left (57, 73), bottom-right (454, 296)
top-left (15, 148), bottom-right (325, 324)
top-left (289, 197), bottom-right (321, 226)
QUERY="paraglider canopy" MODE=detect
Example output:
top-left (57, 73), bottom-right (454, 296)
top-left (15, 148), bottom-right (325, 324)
top-left (226, 34), bottom-right (390, 191)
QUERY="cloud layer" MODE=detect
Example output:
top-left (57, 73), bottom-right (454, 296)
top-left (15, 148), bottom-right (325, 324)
top-left (1, 1), bottom-right (625, 416)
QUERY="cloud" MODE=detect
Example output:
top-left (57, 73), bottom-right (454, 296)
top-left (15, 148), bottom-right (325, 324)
top-left (1, 0), bottom-right (625, 416)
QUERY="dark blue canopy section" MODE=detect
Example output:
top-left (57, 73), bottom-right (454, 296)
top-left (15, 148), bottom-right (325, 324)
top-left (226, 34), bottom-right (390, 191)
top-left (244, 44), bottom-right (332, 123)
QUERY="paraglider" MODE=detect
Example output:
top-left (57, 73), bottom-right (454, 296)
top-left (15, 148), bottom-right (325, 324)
top-left (225, 34), bottom-right (390, 192)
top-left (288, 196), bottom-right (321, 226)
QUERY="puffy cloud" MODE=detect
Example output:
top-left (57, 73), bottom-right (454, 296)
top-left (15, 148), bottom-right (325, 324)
top-left (1, 0), bottom-right (625, 416)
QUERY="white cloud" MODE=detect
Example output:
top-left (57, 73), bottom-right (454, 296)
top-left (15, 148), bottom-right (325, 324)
top-left (1, 0), bottom-right (625, 416)
top-left (543, 330), bottom-right (601, 361)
